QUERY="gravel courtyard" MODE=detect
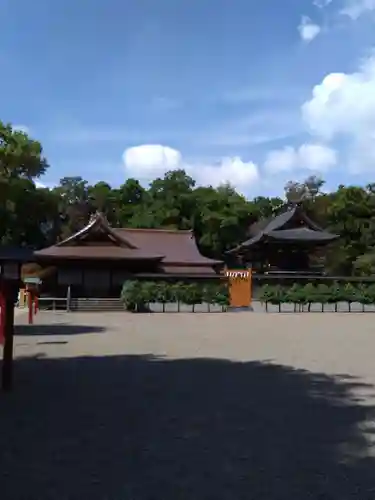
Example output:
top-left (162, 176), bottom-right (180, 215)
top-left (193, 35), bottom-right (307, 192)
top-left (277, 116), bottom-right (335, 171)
top-left (1, 311), bottom-right (375, 499)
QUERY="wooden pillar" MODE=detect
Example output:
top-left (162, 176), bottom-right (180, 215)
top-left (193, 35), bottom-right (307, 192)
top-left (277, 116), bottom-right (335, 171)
top-left (2, 290), bottom-right (15, 391)
top-left (34, 293), bottom-right (39, 315)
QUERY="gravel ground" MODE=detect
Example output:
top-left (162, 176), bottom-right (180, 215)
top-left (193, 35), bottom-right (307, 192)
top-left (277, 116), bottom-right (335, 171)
top-left (1, 311), bottom-right (375, 499)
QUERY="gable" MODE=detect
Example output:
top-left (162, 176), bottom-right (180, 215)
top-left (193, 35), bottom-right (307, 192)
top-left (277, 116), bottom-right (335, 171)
top-left (66, 226), bottom-right (133, 247)
top-left (57, 212), bottom-right (137, 249)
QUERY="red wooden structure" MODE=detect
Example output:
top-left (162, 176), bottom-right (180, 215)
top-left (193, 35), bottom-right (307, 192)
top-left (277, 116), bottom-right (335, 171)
top-left (0, 247), bottom-right (34, 391)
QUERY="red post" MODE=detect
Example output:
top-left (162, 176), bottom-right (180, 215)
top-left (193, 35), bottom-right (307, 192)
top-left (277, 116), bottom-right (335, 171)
top-left (0, 287), bottom-right (5, 345)
top-left (34, 294), bottom-right (39, 315)
top-left (28, 290), bottom-right (33, 325)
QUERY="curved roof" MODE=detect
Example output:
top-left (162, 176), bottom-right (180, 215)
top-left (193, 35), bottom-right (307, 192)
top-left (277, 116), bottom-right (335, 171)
top-left (34, 246), bottom-right (164, 261)
top-left (266, 227), bottom-right (339, 242)
top-left (228, 204), bottom-right (339, 253)
top-left (115, 228), bottom-right (222, 265)
top-left (35, 212), bottom-right (222, 266)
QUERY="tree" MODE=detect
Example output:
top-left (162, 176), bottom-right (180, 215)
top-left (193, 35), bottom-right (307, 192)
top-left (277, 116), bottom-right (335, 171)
top-left (0, 122), bottom-right (48, 180)
top-left (0, 123), bottom-right (53, 246)
top-left (53, 177), bottom-right (91, 239)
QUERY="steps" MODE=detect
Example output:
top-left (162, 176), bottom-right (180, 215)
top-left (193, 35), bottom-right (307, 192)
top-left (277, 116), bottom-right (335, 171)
top-left (70, 297), bottom-right (125, 312)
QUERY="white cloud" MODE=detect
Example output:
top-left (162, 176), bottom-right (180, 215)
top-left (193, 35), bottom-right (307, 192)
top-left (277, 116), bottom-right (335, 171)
top-left (34, 180), bottom-right (47, 188)
top-left (301, 53), bottom-right (375, 171)
top-left (13, 124), bottom-right (30, 134)
top-left (341, 0), bottom-right (375, 19)
top-left (123, 144), bottom-right (259, 193)
top-left (298, 16), bottom-right (321, 42)
top-left (124, 144), bottom-right (181, 179)
top-left (264, 144), bottom-right (337, 173)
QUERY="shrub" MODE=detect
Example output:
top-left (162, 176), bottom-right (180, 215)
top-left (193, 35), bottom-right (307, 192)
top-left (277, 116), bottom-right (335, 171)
top-left (183, 283), bottom-right (203, 312)
top-left (139, 281), bottom-right (158, 308)
top-left (285, 283), bottom-right (304, 312)
top-left (315, 284), bottom-right (330, 312)
top-left (301, 283), bottom-right (318, 312)
top-left (356, 284), bottom-right (369, 312)
top-left (269, 285), bottom-right (285, 312)
top-left (121, 280), bottom-right (141, 311)
top-left (327, 283), bottom-right (345, 312)
top-left (202, 283), bottom-right (217, 312)
top-left (169, 282), bottom-right (185, 312)
top-left (259, 284), bottom-right (274, 312)
top-left (342, 283), bottom-right (359, 312)
top-left (154, 282), bottom-right (170, 312)
top-left (215, 283), bottom-right (230, 311)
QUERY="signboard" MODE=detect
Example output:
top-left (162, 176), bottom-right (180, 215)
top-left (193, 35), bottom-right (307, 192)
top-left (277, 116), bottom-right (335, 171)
top-left (225, 270), bottom-right (251, 279)
top-left (225, 268), bottom-right (252, 307)
top-left (24, 277), bottom-right (42, 285)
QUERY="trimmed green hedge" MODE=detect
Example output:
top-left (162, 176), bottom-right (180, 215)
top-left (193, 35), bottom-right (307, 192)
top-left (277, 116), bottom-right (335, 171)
top-left (121, 280), bottom-right (229, 312)
top-left (259, 283), bottom-right (375, 312)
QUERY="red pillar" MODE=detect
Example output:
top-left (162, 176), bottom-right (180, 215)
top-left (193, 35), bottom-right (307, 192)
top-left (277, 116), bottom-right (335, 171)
top-left (2, 290), bottom-right (15, 391)
top-left (28, 290), bottom-right (33, 324)
top-left (34, 294), bottom-right (39, 315)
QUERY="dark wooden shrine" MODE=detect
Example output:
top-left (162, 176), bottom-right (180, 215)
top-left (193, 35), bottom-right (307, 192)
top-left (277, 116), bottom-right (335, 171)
top-left (34, 212), bottom-right (223, 298)
top-left (227, 202), bottom-right (339, 275)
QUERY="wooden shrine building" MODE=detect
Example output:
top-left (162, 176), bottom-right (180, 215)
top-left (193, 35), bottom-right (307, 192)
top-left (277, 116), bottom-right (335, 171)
top-left (227, 202), bottom-right (339, 275)
top-left (34, 212), bottom-right (222, 297)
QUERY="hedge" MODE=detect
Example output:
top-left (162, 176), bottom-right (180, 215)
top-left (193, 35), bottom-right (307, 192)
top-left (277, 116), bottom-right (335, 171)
top-left (259, 283), bottom-right (375, 312)
top-left (121, 280), bottom-right (229, 312)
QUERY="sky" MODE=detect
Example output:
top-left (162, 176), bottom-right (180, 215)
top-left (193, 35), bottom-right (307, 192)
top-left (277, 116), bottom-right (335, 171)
top-left (2, 0), bottom-right (375, 197)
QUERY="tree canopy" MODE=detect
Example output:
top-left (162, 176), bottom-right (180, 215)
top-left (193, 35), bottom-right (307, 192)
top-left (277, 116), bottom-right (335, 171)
top-left (2, 121), bottom-right (375, 276)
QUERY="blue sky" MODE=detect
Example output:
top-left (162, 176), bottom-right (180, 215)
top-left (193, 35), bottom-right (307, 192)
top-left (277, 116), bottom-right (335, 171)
top-left (1, 0), bottom-right (375, 196)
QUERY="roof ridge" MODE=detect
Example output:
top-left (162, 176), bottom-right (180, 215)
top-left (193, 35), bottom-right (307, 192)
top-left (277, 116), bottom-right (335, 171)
top-left (116, 227), bottom-right (192, 234)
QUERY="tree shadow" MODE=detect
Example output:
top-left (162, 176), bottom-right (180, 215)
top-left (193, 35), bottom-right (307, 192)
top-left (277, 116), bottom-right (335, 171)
top-left (14, 324), bottom-right (106, 336)
top-left (1, 355), bottom-right (375, 499)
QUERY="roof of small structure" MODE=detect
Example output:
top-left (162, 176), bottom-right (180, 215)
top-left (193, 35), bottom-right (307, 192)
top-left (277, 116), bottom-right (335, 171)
top-left (34, 212), bottom-right (222, 268)
top-left (228, 204), bottom-right (339, 253)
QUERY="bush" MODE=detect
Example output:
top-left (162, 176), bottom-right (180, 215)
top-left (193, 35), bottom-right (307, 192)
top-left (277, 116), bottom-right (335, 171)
top-left (285, 283), bottom-right (304, 312)
top-left (327, 283), bottom-right (345, 312)
top-left (259, 284), bottom-right (274, 312)
top-left (120, 280), bottom-right (228, 312)
top-left (215, 283), bottom-right (230, 311)
top-left (269, 285), bottom-right (285, 312)
top-left (202, 283), bottom-right (217, 312)
top-left (121, 280), bottom-right (141, 311)
top-left (183, 284), bottom-right (203, 312)
top-left (315, 284), bottom-right (330, 312)
top-left (259, 281), bottom-right (375, 313)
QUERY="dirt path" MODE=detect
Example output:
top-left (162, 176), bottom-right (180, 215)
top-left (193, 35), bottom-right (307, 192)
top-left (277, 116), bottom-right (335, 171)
top-left (1, 311), bottom-right (375, 499)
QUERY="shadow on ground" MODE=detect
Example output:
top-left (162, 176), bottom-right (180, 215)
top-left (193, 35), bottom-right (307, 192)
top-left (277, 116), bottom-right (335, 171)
top-left (1, 355), bottom-right (375, 499)
top-left (14, 324), bottom-right (106, 336)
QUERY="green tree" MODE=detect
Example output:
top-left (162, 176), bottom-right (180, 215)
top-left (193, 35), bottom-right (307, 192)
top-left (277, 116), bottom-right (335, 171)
top-left (0, 123), bottom-right (53, 246)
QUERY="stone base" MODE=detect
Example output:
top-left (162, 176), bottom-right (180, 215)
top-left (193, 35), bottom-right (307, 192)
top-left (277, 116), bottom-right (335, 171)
top-left (228, 305), bottom-right (254, 312)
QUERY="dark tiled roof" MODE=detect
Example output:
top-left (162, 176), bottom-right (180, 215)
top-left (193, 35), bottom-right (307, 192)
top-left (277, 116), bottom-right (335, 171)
top-left (34, 246), bottom-right (164, 260)
top-left (115, 228), bottom-right (222, 265)
top-left (266, 227), bottom-right (339, 242)
top-left (228, 205), bottom-right (339, 252)
top-left (34, 212), bottom-right (222, 266)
